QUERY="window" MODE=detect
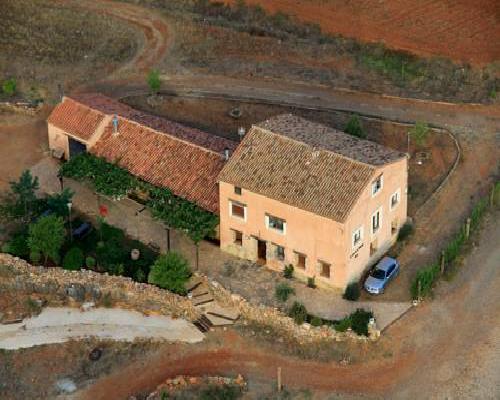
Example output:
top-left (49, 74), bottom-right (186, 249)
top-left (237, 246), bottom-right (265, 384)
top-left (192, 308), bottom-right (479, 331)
top-left (352, 227), bottom-right (363, 248)
top-left (296, 252), bottom-right (306, 270)
top-left (230, 200), bottom-right (246, 220)
top-left (266, 214), bottom-right (286, 234)
top-left (372, 175), bottom-right (383, 196)
top-left (390, 189), bottom-right (400, 210)
top-left (319, 261), bottom-right (331, 278)
top-left (275, 245), bottom-right (285, 261)
top-left (371, 208), bottom-right (382, 234)
top-left (233, 230), bottom-right (243, 246)
top-left (234, 186), bottom-right (242, 195)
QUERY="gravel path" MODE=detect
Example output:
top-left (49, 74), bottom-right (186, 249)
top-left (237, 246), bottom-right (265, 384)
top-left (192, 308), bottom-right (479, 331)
top-left (0, 307), bottom-right (204, 350)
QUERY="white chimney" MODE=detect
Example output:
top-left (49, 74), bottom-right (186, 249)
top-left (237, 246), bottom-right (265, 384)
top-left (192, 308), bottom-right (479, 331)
top-left (112, 115), bottom-right (119, 135)
top-left (224, 147), bottom-right (230, 161)
top-left (238, 127), bottom-right (246, 141)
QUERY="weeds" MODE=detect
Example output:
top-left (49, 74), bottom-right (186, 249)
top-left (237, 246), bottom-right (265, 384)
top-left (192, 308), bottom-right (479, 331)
top-left (275, 282), bottom-right (295, 302)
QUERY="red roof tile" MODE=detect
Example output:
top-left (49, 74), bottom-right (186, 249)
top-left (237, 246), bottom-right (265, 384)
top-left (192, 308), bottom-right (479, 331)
top-left (47, 97), bottom-right (105, 142)
top-left (91, 118), bottom-right (227, 213)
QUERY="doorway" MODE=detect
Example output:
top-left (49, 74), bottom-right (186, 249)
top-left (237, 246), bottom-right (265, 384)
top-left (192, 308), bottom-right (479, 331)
top-left (257, 240), bottom-right (267, 264)
top-left (68, 137), bottom-right (87, 158)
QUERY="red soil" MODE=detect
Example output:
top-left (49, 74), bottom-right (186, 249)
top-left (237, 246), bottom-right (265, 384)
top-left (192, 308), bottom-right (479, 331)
top-left (225, 0), bottom-right (500, 65)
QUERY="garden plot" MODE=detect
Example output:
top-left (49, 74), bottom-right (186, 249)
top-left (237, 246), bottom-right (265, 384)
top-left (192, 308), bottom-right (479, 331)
top-left (0, 307), bottom-right (204, 350)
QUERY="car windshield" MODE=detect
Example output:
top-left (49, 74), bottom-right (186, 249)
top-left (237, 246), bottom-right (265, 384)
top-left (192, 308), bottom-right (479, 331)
top-left (370, 269), bottom-right (386, 279)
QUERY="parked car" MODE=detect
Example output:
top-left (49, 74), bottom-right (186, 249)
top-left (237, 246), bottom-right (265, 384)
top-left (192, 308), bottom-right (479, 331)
top-left (31, 209), bottom-right (53, 223)
top-left (72, 222), bottom-right (93, 239)
top-left (364, 257), bottom-right (400, 295)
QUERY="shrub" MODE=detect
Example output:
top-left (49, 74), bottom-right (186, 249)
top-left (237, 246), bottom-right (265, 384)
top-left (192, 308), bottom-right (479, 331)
top-left (135, 268), bottom-right (146, 283)
top-left (310, 316), bottom-right (323, 327)
top-left (411, 263), bottom-right (440, 299)
top-left (409, 121), bottom-right (430, 147)
top-left (288, 301), bottom-right (308, 325)
top-left (148, 252), bottom-right (191, 295)
top-left (2, 78), bottom-right (17, 96)
top-left (85, 256), bottom-right (96, 268)
top-left (96, 237), bottom-right (126, 267)
top-left (344, 115), bottom-right (366, 138)
top-left (147, 69), bottom-right (161, 94)
top-left (334, 317), bottom-right (351, 332)
top-left (107, 263), bottom-right (125, 276)
top-left (343, 282), bottom-right (360, 301)
top-left (307, 276), bottom-right (316, 288)
top-left (198, 384), bottom-right (242, 400)
top-left (275, 282), bottom-right (295, 302)
top-left (397, 222), bottom-right (414, 241)
top-left (350, 308), bottom-right (373, 336)
top-left (283, 264), bottom-right (294, 279)
top-left (62, 247), bottom-right (84, 270)
top-left (2, 229), bottom-right (30, 258)
top-left (27, 215), bottom-right (66, 265)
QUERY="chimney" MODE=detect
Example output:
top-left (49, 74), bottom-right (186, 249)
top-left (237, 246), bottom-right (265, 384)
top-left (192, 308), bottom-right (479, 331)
top-left (112, 115), bottom-right (119, 135)
top-left (223, 147), bottom-right (230, 161)
top-left (238, 127), bottom-right (246, 141)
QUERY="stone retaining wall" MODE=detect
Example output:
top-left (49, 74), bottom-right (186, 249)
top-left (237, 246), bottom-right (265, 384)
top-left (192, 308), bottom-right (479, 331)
top-left (204, 275), bottom-right (379, 343)
top-left (0, 253), bottom-right (199, 321)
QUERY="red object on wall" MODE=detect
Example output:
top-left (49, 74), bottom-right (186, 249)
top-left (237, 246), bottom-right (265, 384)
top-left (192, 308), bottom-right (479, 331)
top-left (99, 205), bottom-right (108, 217)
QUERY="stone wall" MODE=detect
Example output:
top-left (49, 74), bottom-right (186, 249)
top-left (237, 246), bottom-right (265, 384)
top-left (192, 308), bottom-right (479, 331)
top-left (204, 275), bottom-right (379, 343)
top-left (0, 253), bottom-right (199, 321)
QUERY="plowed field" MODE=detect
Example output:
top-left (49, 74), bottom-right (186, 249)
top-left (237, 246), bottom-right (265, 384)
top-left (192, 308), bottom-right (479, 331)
top-left (225, 0), bottom-right (500, 65)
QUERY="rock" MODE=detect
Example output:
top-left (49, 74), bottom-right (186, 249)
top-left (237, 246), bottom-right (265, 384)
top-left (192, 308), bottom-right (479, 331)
top-left (55, 378), bottom-right (77, 394)
top-left (80, 301), bottom-right (95, 312)
top-left (65, 283), bottom-right (86, 302)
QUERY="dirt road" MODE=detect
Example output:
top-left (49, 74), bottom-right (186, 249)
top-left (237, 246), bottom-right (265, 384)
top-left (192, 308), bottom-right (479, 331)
top-left (73, 212), bottom-right (500, 399)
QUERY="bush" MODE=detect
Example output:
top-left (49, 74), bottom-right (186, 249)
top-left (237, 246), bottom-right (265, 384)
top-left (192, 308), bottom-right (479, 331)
top-left (2, 229), bottom-right (29, 258)
top-left (343, 282), bottom-right (360, 301)
top-left (283, 264), bottom-right (294, 279)
top-left (96, 237), bottom-right (126, 267)
top-left (27, 215), bottom-right (66, 265)
top-left (62, 247), bottom-right (84, 270)
top-left (397, 222), bottom-right (414, 241)
top-left (2, 78), bottom-right (17, 96)
top-left (350, 308), bottom-right (373, 336)
top-left (409, 121), bottom-right (430, 147)
top-left (307, 276), bottom-right (316, 288)
top-left (275, 282), bottom-right (295, 302)
top-left (85, 256), bottom-right (96, 268)
top-left (334, 317), bottom-right (351, 332)
top-left (198, 384), bottom-right (242, 400)
top-left (344, 115), bottom-right (366, 139)
top-left (288, 301), bottom-right (308, 325)
top-left (310, 316), bottom-right (323, 327)
top-left (148, 252), bottom-right (191, 295)
top-left (411, 263), bottom-right (440, 299)
top-left (147, 69), bottom-right (161, 94)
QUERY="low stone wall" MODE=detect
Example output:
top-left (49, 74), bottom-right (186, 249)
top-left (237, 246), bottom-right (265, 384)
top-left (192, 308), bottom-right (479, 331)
top-left (0, 253), bottom-right (199, 321)
top-left (204, 275), bottom-right (379, 343)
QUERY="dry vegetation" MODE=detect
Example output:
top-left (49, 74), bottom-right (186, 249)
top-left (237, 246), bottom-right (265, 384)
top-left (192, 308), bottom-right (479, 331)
top-left (0, 0), bottom-right (138, 100)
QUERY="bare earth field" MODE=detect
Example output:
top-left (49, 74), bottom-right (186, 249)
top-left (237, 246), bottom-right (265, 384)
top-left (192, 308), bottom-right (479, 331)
top-left (225, 0), bottom-right (500, 65)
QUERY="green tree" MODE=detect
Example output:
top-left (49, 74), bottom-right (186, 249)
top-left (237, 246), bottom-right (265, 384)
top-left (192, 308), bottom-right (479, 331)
top-left (27, 215), bottom-right (66, 265)
top-left (147, 69), bottom-right (161, 94)
top-left (148, 252), bottom-right (191, 294)
top-left (46, 188), bottom-right (74, 217)
top-left (344, 115), bottom-right (366, 138)
top-left (2, 78), bottom-right (17, 96)
top-left (0, 170), bottom-right (39, 223)
top-left (409, 121), bottom-right (429, 147)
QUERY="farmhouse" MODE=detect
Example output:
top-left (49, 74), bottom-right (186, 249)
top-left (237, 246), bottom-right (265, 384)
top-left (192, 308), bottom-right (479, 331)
top-left (218, 115), bottom-right (408, 289)
top-left (47, 95), bottom-right (407, 290)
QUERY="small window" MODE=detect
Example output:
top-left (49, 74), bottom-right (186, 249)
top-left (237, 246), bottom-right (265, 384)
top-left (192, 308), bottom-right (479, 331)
top-left (372, 175), bottom-right (383, 196)
top-left (319, 261), bottom-right (331, 278)
top-left (266, 214), bottom-right (286, 234)
top-left (234, 186), bottom-right (242, 195)
top-left (390, 189), bottom-right (400, 210)
top-left (233, 230), bottom-right (243, 246)
top-left (352, 227), bottom-right (363, 248)
top-left (275, 245), bottom-right (285, 261)
top-left (230, 201), bottom-right (246, 220)
top-left (296, 252), bottom-right (306, 270)
top-left (372, 209), bottom-right (381, 234)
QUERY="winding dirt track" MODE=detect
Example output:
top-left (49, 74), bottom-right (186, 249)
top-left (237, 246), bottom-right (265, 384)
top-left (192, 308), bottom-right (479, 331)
top-left (49, 1), bottom-right (500, 398)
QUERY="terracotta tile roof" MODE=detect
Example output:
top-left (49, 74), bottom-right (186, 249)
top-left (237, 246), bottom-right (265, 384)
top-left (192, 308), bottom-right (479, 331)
top-left (256, 114), bottom-right (405, 166)
top-left (47, 97), bottom-right (106, 142)
top-left (218, 125), bottom-right (378, 223)
top-left (91, 117), bottom-right (227, 213)
top-left (71, 93), bottom-right (235, 153)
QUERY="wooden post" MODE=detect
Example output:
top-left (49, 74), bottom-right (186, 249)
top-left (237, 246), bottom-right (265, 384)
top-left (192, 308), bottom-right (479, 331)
top-left (277, 367), bottom-right (282, 392)
top-left (440, 250), bottom-right (446, 274)
top-left (465, 218), bottom-right (471, 240)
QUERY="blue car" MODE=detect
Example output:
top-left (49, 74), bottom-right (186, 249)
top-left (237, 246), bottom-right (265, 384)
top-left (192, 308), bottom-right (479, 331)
top-left (364, 257), bottom-right (400, 295)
